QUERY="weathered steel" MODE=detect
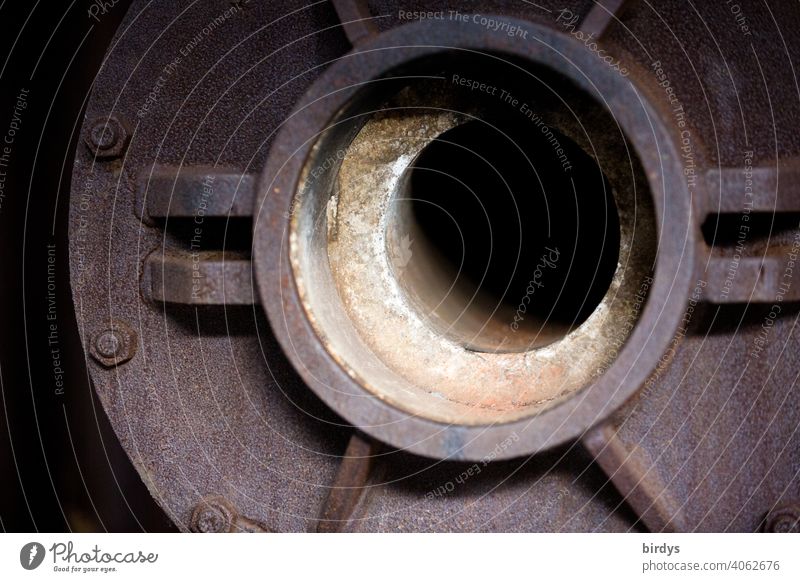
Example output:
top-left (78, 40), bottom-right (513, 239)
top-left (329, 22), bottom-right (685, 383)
top-left (705, 164), bottom-right (800, 214)
top-left (143, 249), bottom-right (256, 305)
top-left (583, 423), bottom-right (685, 532)
top-left (191, 496), bottom-right (270, 533)
top-left (331, 0), bottom-right (379, 46)
top-left (136, 165), bottom-right (256, 221)
top-left (317, 433), bottom-right (380, 533)
top-left (702, 249), bottom-right (800, 304)
top-left (66, 0), bottom-right (800, 533)
top-left (88, 321), bottom-right (137, 368)
top-left (84, 115), bottom-right (130, 160)
top-left (579, 0), bottom-right (627, 38)
top-left (763, 503), bottom-right (800, 533)
top-left (253, 15), bottom-right (696, 461)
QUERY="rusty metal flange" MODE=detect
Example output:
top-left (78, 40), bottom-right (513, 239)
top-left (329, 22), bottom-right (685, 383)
top-left (253, 16), bottom-right (698, 461)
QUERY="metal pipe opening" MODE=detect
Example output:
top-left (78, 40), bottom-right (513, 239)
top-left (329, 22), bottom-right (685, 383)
top-left (386, 119), bottom-right (620, 353)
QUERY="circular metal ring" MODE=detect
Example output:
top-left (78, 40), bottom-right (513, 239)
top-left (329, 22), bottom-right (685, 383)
top-left (253, 16), bottom-right (697, 461)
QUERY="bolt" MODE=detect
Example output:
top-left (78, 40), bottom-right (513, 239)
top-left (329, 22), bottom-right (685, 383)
top-left (85, 116), bottom-right (129, 159)
top-left (95, 331), bottom-right (122, 358)
top-left (90, 123), bottom-right (117, 151)
top-left (763, 503), bottom-right (800, 532)
top-left (191, 497), bottom-right (235, 533)
top-left (89, 321), bottom-right (136, 367)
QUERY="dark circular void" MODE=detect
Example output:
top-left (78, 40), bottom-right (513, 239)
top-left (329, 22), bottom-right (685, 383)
top-left (388, 120), bottom-right (621, 352)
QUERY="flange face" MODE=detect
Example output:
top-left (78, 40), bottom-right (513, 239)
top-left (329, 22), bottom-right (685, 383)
top-left (253, 17), bottom-right (697, 460)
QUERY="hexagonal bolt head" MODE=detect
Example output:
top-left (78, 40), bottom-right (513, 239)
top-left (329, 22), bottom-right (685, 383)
top-left (190, 497), bottom-right (236, 533)
top-left (189, 497), bottom-right (270, 533)
top-left (85, 116), bottom-right (130, 159)
top-left (89, 322), bottom-right (137, 368)
top-left (764, 503), bottom-right (800, 532)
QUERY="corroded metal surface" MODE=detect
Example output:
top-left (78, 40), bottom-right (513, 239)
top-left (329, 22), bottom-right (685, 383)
top-left (136, 165), bottom-right (256, 221)
top-left (254, 15), bottom-right (694, 460)
top-left (143, 249), bottom-right (256, 305)
top-left (316, 433), bottom-right (381, 533)
top-left (68, 0), bottom-right (800, 532)
top-left (292, 79), bottom-right (656, 425)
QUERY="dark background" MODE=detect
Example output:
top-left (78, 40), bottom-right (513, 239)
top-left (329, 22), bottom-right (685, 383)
top-left (0, 0), bottom-right (175, 532)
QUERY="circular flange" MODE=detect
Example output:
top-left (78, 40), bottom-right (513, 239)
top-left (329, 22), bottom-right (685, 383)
top-left (253, 16), bottom-right (697, 461)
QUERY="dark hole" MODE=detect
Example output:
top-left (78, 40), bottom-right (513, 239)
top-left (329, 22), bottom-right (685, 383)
top-left (702, 212), bottom-right (800, 247)
top-left (161, 217), bottom-right (253, 252)
top-left (387, 119), bottom-right (620, 352)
